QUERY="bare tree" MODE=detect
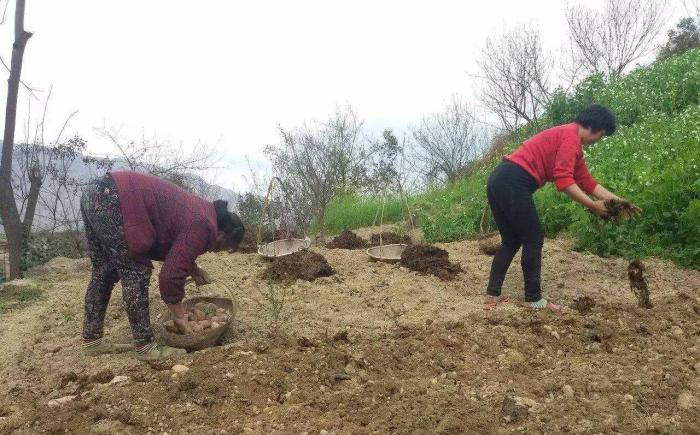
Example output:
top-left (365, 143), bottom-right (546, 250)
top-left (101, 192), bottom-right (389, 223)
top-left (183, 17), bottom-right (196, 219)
top-left (264, 105), bottom-right (366, 241)
top-left (411, 96), bottom-right (490, 185)
top-left (95, 124), bottom-right (217, 183)
top-left (476, 25), bottom-right (553, 133)
top-left (0, 0), bottom-right (32, 279)
top-left (566, 0), bottom-right (668, 76)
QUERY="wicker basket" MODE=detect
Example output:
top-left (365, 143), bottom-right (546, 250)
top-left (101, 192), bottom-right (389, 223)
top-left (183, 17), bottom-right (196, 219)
top-left (366, 244), bottom-right (407, 263)
top-left (161, 296), bottom-right (235, 351)
top-left (477, 206), bottom-right (501, 255)
top-left (257, 238), bottom-right (312, 259)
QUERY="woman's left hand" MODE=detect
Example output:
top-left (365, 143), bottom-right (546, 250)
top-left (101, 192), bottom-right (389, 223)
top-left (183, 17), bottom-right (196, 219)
top-left (191, 266), bottom-right (212, 286)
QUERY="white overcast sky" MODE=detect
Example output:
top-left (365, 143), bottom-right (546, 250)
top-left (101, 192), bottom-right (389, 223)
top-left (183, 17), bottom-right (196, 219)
top-left (0, 0), bottom-right (684, 191)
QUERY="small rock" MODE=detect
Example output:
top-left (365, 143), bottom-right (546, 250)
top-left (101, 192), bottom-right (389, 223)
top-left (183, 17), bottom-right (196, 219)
top-left (333, 372), bottom-right (351, 382)
top-left (677, 392), bottom-right (696, 410)
top-left (632, 380), bottom-right (641, 386)
top-left (171, 364), bottom-right (189, 374)
top-left (108, 376), bottom-right (129, 385)
top-left (320, 430), bottom-right (330, 435)
top-left (501, 395), bottom-right (529, 423)
top-left (48, 395), bottom-right (76, 407)
top-left (623, 394), bottom-right (634, 402)
top-left (694, 362), bottom-right (700, 372)
top-left (551, 331), bottom-right (560, 340)
top-left (224, 372), bottom-right (235, 381)
top-left (672, 326), bottom-right (684, 336)
top-left (562, 385), bottom-right (575, 398)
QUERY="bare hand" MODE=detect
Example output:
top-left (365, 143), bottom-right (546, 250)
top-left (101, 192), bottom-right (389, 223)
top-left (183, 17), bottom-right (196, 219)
top-left (589, 200), bottom-right (608, 217)
top-left (620, 198), bottom-right (643, 218)
top-left (191, 266), bottom-right (212, 286)
top-left (174, 316), bottom-right (192, 334)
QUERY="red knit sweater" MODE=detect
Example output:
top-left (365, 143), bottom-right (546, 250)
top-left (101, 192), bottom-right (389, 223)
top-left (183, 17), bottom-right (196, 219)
top-left (505, 123), bottom-right (598, 194)
top-left (110, 171), bottom-right (217, 304)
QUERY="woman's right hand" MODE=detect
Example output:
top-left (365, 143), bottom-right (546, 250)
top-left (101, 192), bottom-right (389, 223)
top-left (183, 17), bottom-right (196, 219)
top-left (589, 200), bottom-right (608, 217)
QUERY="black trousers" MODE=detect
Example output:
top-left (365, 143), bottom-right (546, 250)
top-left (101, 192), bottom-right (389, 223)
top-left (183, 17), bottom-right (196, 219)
top-left (485, 161), bottom-right (543, 302)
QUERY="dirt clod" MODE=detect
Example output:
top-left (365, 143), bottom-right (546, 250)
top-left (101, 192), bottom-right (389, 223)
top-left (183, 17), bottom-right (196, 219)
top-left (628, 260), bottom-right (652, 308)
top-left (502, 395), bottom-right (529, 423)
top-left (570, 296), bottom-right (596, 314)
top-left (90, 370), bottom-right (115, 384)
top-left (603, 199), bottom-right (638, 220)
top-left (369, 232), bottom-right (412, 246)
top-left (326, 230), bottom-right (367, 249)
top-left (400, 244), bottom-right (462, 280)
top-left (237, 229), bottom-right (258, 254)
top-left (262, 249), bottom-right (335, 283)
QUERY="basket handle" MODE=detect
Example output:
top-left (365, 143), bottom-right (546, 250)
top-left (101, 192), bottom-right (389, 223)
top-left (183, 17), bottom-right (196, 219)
top-left (397, 178), bottom-right (415, 232)
top-left (379, 189), bottom-right (386, 247)
top-left (257, 177), bottom-right (285, 246)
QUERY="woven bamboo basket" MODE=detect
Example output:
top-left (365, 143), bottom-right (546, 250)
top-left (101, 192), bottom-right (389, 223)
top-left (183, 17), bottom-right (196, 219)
top-left (161, 296), bottom-right (236, 351)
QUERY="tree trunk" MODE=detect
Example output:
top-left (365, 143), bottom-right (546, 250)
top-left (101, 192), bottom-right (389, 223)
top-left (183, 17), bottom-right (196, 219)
top-left (22, 165), bottom-right (43, 236)
top-left (0, 0), bottom-right (33, 279)
top-left (317, 207), bottom-right (326, 244)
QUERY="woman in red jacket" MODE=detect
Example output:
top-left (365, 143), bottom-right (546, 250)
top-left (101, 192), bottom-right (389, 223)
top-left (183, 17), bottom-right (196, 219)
top-left (484, 105), bottom-right (639, 311)
top-left (80, 171), bottom-right (244, 360)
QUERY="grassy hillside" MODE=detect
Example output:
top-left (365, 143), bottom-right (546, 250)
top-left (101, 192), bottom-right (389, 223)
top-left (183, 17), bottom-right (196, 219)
top-left (322, 48), bottom-right (700, 267)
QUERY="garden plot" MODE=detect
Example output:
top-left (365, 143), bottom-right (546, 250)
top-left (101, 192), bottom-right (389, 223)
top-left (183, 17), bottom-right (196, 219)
top-left (0, 236), bottom-right (698, 435)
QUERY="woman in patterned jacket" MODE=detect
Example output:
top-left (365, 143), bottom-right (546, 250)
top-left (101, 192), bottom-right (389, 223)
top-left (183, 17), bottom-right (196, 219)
top-left (80, 171), bottom-right (244, 360)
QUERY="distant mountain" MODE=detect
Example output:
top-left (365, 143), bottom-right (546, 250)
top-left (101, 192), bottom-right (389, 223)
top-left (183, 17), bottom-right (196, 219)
top-left (0, 143), bottom-right (239, 232)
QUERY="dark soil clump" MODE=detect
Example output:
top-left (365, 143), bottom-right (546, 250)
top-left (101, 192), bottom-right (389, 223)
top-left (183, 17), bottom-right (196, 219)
top-left (628, 260), bottom-right (652, 308)
top-left (570, 296), bottom-right (596, 314)
top-left (327, 231), bottom-right (367, 249)
top-left (400, 244), bottom-right (462, 281)
top-left (369, 232), bottom-right (412, 246)
top-left (262, 249), bottom-right (335, 283)
top-left (238, 229), bottom-right (258, 254)
top-left (604, 199), bottom-right (638, 220)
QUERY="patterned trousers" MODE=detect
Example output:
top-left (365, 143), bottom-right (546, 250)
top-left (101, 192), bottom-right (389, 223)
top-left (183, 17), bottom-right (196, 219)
top-left (80, 174), bottom-right (154, 346)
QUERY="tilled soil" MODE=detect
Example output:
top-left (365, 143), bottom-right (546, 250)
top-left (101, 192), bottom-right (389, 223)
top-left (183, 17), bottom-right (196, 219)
top-left (0, 237), bottom-right (698, 435)
top-left (400, 244), bottom-right (462, 281)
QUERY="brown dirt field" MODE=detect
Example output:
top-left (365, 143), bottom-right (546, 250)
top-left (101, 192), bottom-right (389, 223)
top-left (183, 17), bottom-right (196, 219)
top-left (0, 237), bottom-right (699, 435)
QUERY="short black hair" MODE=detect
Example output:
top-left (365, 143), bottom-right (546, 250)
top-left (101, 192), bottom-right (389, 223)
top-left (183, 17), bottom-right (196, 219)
top-left (574, 104), bottom-right (616, 135)
top-left (213, 200), bottom-right (245, 251)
